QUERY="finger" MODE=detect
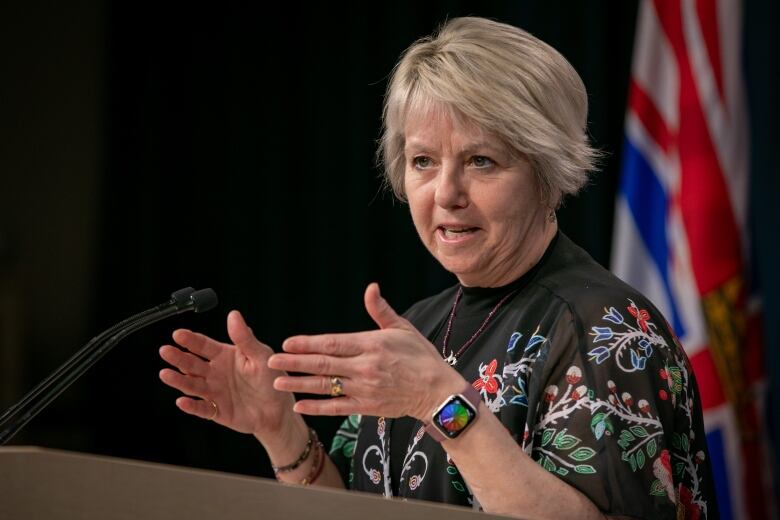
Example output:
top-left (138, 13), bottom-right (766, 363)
top-left (364, 283), bottom-right (413, 331)
top-left (159, 345), bottom-right (209, 377)
top-left (226, 310), bottom-right (269, 359)
top-left (267, 353), bottom-right (355, 376)
top-left (282, 332), bottom-right (368, 356)
top-left (293, 397), bottom-right (362, 416)
top-left (175, 396), bottom-right (218, 421)
top-left (274, 375), bottom-right (352, 396)
top-left (159, 368), bottom-right (210, 398)
top-left (172, 329), bottom-right (223, 360)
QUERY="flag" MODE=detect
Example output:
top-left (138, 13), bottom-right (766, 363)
top-left (611, 0), bottom-right (770, 518)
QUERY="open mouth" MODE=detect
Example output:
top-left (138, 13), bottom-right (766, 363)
top-left (438, 226), bottom-right (479, 239)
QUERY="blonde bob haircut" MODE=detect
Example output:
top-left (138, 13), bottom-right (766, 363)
top-left (379, 17), bottom-right (599, 207)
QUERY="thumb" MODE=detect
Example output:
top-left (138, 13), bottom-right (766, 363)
top-left (226, 310), bottom-right (266, 357)
top-left (364, 283), bottom-right (412, 331)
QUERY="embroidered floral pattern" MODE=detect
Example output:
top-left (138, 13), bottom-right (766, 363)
top-left (398, 425), bottom-right (429, 492)
top-left (361, 417), bottom-right (392, 497)
top-left (513, 298), bottom-right (711, 517)
top-left (587, 302), bottom-right (670, 372)
top-left (474, 327), bottom-right (546, 412)
top-left (339, 287), bottom-right (713, 518)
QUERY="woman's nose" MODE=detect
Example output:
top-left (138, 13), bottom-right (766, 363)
top-left (433, 165), bottom-right (469, 209)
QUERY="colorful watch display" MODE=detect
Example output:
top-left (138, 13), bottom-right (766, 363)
top-left (426, 385), bottom-right (480, 441)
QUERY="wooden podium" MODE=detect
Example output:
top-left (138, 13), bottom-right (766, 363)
top-left (0, 447), bottom-right (512, 519)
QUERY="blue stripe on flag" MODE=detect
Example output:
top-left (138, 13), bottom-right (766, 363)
top-left (706, 428), bottom-right (733, 519)
top-left (619, 137), bottom-right (686, 336)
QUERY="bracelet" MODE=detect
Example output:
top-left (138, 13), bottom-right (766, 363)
top-left (300, 440), bottom-right (325, 486)
top-left (272, 427), bottom-right (317, 475)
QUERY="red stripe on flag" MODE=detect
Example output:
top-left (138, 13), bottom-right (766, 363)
top-left (696, 0), bottom-right (726, 105)
top-left (690, 348), bottom-right (727, 410)
top-left (629, 79), bottom-right (674, 154)
top-left (651, 0), bottom-right (742, 294)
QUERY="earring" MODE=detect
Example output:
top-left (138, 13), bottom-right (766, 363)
top-left (548, 209), bottom-right (557, 223)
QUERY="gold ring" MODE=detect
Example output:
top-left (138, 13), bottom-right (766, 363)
top-left (329, 376), bottom-right (344, 397)
top-left (207, 399), bottom-right (218, 420)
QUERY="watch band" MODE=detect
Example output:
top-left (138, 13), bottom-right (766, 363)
top-left (425, 384), bottom-right (481, 442)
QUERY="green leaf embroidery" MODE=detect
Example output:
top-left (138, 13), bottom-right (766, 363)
top-left (647, 438), bottom-right (657, 458)
top-left (649, 478), bottom-right (667, 496)
top-left (674, 462), bottom-right (685, 476)
top-left (344, 440), bottom-right (356, 458)
top-left (569, 447), bottom-right (596, 462)
top-left (556, 467), bottom-right (570, 476)
top-left (629, 454), bottom-right (637, 472)
top-left (617, 438), bottom-right (629, 450)
top-left (681, 434), bottom-right (690, 453)
top-left (331, 435), bottom-right (345, 452)
top-left (348, 414), bottom-right (361, 429)
top-left (629, 426), bottom-right (648, 438)
top-left (452, 481), bottom-right (465, 493)
top-left (574, 465), bottom-right (596, 474)
top-left (446, 466), bottom-right (457, 475)
top-left (620, 430), bottom-right (636, 443)
top-left (621, 450), bottom-right (630, 462)
top-left (590, 413), bottom-right (605, 428)
top-left (668, 366), bottom-right (683, 394)
top-left (553, 431), bottom-right (581, 450)
top-left (541, 455), bottom-right (557, 473)
top-left (541, 428), bottom-right (556, 447)
top-left (636, 449), bottom-right (646, 470)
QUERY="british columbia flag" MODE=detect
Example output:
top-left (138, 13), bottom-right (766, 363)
top-left (611, 0), bottom-right (770, 518)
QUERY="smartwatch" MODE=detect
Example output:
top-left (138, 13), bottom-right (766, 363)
top-left (425, 385), bottom-right (481, 442)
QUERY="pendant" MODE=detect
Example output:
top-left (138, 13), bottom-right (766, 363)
top-left (444, 352), bottom-right (458, 366)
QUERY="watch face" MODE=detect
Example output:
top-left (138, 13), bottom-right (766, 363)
top-left (434, 395), bottom-right (477, 438)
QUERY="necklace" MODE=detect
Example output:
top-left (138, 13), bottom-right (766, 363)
top-left (441, 286), bottom-right (519, 366)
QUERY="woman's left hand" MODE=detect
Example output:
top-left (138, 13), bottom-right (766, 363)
top-left (268, 282), bottom-right (464, 421)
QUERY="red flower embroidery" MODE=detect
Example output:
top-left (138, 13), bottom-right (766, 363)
top-left (627, 300), bottom-right (651, 332)
top-left (472, 359), bottom-right (500, 394)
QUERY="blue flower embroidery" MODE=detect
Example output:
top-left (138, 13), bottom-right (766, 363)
top-left (588, 346), bottom-right (611, 364)
top-left (603, 307), bottom-right (625, 324)
top-left (507, 332), bottom-right (522, 352)
top-left (526, 333), bottom-right (546, 351)
top-left (591, 326), bottom-right (614, 343)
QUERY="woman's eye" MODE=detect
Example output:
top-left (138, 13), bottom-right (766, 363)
top-left (471, 155), bottom-right (495, 168)
top-left (413, 156), bottom-right (433, 169)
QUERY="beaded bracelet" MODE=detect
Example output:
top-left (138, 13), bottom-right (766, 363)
top-left (299, 440), bottom-right (325, 486)
top-left (272, 427), bottom-right (317, 475)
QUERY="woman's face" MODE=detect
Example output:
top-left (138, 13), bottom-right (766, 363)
top-left (404, 109), bottom-right (556, 287)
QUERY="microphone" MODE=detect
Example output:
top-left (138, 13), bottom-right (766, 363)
top-left (0, 287), bottom-right (218, 445)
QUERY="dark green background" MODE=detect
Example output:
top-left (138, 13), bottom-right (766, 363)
top-left (1, 0), bottom-right (777, 503)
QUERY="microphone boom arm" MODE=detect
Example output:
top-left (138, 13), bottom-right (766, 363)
top-left (0, 287), bottom-right (217, 445)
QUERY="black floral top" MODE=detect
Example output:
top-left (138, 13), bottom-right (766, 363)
top-left (329, 233), bottom-right (717, 519)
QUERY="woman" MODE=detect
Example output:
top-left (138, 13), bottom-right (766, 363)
top-left (159, 17), bottom-right (716, 519)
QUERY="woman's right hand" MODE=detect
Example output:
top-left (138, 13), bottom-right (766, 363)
top-left (159, 310), bottom-right (295, 440)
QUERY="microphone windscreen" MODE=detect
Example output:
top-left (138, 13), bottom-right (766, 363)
top-left (170, 287), bottom-right (196, 309)
top-left (190, 288), bottom-right (218, 313)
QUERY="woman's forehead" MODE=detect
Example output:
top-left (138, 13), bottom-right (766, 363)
top-left (404, 105), bottom-right (505, 153)
top-left (404, 102), bottom-right (487, 139)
